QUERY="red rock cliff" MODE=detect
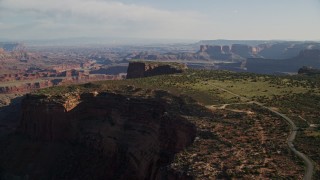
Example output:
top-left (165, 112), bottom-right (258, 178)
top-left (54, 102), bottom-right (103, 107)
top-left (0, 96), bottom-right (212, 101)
top-left (19, 90), bottom-right (196, 179)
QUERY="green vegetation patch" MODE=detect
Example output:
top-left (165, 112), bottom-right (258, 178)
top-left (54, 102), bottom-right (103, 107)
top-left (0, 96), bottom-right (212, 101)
top-left (28, 69), bottom-right (320, 179)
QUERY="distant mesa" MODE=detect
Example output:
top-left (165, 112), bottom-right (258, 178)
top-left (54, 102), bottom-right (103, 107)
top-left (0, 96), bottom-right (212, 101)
top-left (199, 41), bottom-right (320, 60)
top-left (246, 49), bottom-right (320, 74)
top-left (123, 41), bottom-right (320, 75)
top-left (199, 45), bottom-right (232, 60)
top-left (256, 42), bottom-right (320, 59)
top-left (198, 39), bottom-right (269, 46)
top-left (199, 44), bottom-right (258, 60)
top-left (126, 41), bottom-right (320, 64)
top-left (222, 45), bottom-right (231, 53)
top-left (126, 61), bottom-right (187, 79)
top-left (196, 41), bottom-right (320, 74)
top-left (231, 44), bottom-right (258, 57)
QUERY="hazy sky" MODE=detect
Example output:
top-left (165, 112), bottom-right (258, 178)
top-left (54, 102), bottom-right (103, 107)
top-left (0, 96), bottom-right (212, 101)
top-left (0, 0), bottom-right (319, 41)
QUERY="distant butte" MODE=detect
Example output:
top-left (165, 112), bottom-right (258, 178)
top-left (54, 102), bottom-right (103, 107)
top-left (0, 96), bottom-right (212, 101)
top-left (126, 61), bottom-right (187, 79)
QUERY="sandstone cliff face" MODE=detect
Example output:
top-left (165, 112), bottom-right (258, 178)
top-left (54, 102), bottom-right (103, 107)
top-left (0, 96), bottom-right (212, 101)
top-left (20, 93), bottom-right (80, 141)
top-left (126, 61), bottom-right (187, 79)
top-left (19, 90), bottom-right (196, 179)
top-left (198, 44), bottom-right (260, 60)
top-left (200, 45), bottom-right (223, 54)
top-left (231, 44), bottom-right (256, 58)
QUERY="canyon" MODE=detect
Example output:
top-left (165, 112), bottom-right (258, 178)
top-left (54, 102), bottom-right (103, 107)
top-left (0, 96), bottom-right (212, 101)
top-left (0, 46), bottom-right (126, 94)
top-left (1, 40), bottom-right (319, 179)
top-left (1, 88), bottom-right (196, 179)
top-left (125, 41), bottom-right (320, 74)
top-left (0, 73), bottom-right (309, 179)
top-left (1, 67), bottom-right (317, 179)
top-left (130, 41), bottom-right (320, 62)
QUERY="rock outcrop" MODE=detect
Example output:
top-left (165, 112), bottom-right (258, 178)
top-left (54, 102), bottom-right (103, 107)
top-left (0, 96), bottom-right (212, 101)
top-left (222, 45), bottom-right (230, 53)
top-left (18, 90), bottom-right (196, 179)
top-left (200, 45), bottom-right (223, 54)
top-left (198, 45), bottom-right (232, 60)
top-left (126, 61), bottom-right (187, 79)
top-left (231, 44), bottom-right (257, 58)
top-left (199, 44), bottom-right (258, 58)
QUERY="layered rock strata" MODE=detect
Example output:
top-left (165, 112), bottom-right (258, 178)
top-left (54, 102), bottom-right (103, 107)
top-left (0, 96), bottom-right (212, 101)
top-left (19, 90), bottom-right (196, 179)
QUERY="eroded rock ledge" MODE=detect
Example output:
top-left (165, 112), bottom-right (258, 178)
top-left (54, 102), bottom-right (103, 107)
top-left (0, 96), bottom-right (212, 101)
top-left (19, 90), bottom-right (196, 179)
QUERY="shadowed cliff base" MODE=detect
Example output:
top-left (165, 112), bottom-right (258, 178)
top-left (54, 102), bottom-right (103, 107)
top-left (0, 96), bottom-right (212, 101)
top-left (0, 95), bottom-right (24, 137)
top-left (0, 87), bottom-right (197, 180)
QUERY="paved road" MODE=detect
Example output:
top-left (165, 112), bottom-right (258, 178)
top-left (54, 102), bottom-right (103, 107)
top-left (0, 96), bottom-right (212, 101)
top-left (211, 84), bottom-right (314, 180)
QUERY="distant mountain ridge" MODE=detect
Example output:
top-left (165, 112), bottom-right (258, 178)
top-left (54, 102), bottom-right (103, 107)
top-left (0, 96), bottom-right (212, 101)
top-left (130, 41), bottom-right (320, 62)
top-left (128, 41), bottom-right (320, 75)
top-left (198, 41), bottom-right (320, 60)
top-left (198, 39), bottom-right (274, 46)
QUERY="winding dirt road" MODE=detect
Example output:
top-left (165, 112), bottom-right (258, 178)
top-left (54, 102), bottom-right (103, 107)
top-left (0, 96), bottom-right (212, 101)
top-left (211, 84), bottom-right (314, 180)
